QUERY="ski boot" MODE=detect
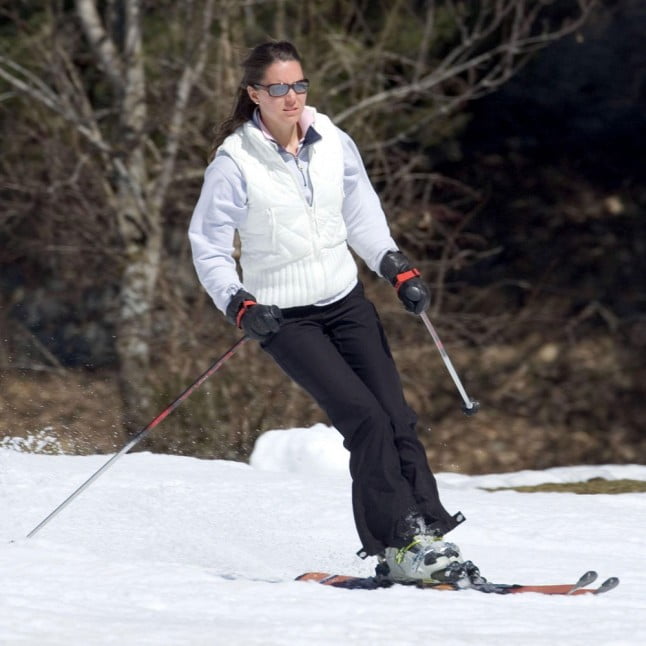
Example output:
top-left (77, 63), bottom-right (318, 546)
top-left (376, 534), bottom-right (466, 585)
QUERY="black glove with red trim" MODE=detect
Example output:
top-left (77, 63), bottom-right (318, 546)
top-left (380, 250), bottom-right (430, 315)
top-left (225, 289), bottom-right (283, 341)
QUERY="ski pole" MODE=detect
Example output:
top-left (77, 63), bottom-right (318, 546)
top-left (26, 335), bottom-right (250, 539)
top-left (419, 311), bottom-right (480, 416)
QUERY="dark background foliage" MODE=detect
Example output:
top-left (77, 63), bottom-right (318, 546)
top-left (1, 0), bottom-right (644, 472)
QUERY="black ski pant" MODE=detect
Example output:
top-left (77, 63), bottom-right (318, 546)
top-left (261, 282), bottom-right (463, 556)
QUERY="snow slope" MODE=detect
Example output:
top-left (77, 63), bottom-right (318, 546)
top-left (1, 424), bottom-right (645, 645)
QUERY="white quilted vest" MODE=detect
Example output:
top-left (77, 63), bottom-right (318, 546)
top-left (218, 110), bottom-right (357, 308)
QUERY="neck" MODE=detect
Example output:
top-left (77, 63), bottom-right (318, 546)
top-left (260, 115), bottom-right (301, 154)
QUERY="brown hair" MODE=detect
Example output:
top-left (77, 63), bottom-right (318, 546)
top-left (209, 41), bottom-right (303, 160)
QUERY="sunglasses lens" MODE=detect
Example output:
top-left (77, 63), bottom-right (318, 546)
top-left (293, 81), bottom-right (309, 94)
top-left (268, 84), bottom-right (289, 97)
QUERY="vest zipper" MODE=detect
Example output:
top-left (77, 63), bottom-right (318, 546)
top-left (293, 154), bottom-right (307, 186)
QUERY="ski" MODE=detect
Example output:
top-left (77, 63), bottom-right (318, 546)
top-left (296, 570), bottom-right (620, 595)
top-left (296, 572), bottom-right (387, 590)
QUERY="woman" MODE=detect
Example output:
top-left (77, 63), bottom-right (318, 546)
top-left (189, 41), bottom-right (468, 584)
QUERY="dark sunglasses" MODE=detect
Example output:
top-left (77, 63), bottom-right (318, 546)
top-left (253, 79), bottom-right (310, 97)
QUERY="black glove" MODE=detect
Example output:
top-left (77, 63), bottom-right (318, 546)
top-left (226, 289), bottom-right (283, 341)
top-left (379, 250), bottom-right (430, 315)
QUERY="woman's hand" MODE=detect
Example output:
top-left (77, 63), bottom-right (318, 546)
top-left (226, 289), bottom-right (283, 340)
top-left (379, 251), bottom-right (431, 315)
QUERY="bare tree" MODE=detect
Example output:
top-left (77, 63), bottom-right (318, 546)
top-left (0, 0), bottom-right (217, 433)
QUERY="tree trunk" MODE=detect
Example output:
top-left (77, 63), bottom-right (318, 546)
top-left (115, 229), bottom-right (162, 434)
top-left (111, 0), bottom-right (158, 434)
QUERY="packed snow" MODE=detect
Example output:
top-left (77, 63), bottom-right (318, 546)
top-left (1, 423), bottom-right (645, 645)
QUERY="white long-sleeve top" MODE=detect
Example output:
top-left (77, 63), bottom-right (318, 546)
top-left (188, 106), bottom-right (398, 314)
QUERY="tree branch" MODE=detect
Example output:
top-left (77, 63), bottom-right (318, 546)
top-left (331, 0), bottom-right (594, 126)
top-left (149, 0), bottom-right (216, 214)
top-left (0, 54), bottom-right (111, 155)
top-left (75, 0), bottom-right (124, 93)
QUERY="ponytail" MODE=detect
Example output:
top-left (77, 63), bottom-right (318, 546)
top-left (209, 88), bottom-right (256, 161)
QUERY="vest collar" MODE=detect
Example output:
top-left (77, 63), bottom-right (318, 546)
top-left (252, 106), bottom-right (322, 149)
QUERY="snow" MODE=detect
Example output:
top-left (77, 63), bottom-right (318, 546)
top-left (1, 424), bottom-right (645, 645)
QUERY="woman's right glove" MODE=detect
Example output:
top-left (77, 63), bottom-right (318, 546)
top-left (380, 250), bottom-right (431, 315)
top-left (226, 289), bottom-right (283, 341)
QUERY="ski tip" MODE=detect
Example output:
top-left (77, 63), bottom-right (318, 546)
top-left (579, 570), bottom-right (598, 586)
top-left (594, 577), bottom-right (620, 595)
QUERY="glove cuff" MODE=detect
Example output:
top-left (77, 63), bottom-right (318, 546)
top-left (236, 300), bottom-right (257, 328)
top-left (380, 251), bottom-right (420, 287)
top-left (393, 268), bottom-right (421, 291)
top-left (225, 289), bottom-right (257, 326)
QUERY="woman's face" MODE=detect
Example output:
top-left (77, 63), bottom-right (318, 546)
top-left (247, 60), bottom-right (307, 130)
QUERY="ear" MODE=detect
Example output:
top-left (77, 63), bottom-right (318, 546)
top-left (247, 85), bottom-right (260, 105)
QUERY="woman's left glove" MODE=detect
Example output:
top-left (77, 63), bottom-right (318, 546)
top-left (226, 289), bottom-right (283, 341)
top-left (380, 250), bottom-right (431, 315)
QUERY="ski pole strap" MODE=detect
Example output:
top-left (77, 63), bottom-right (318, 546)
top-left (236, 300), bottom-right (257, 328)
top-left (394, 268), bottom-right (420, 291)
